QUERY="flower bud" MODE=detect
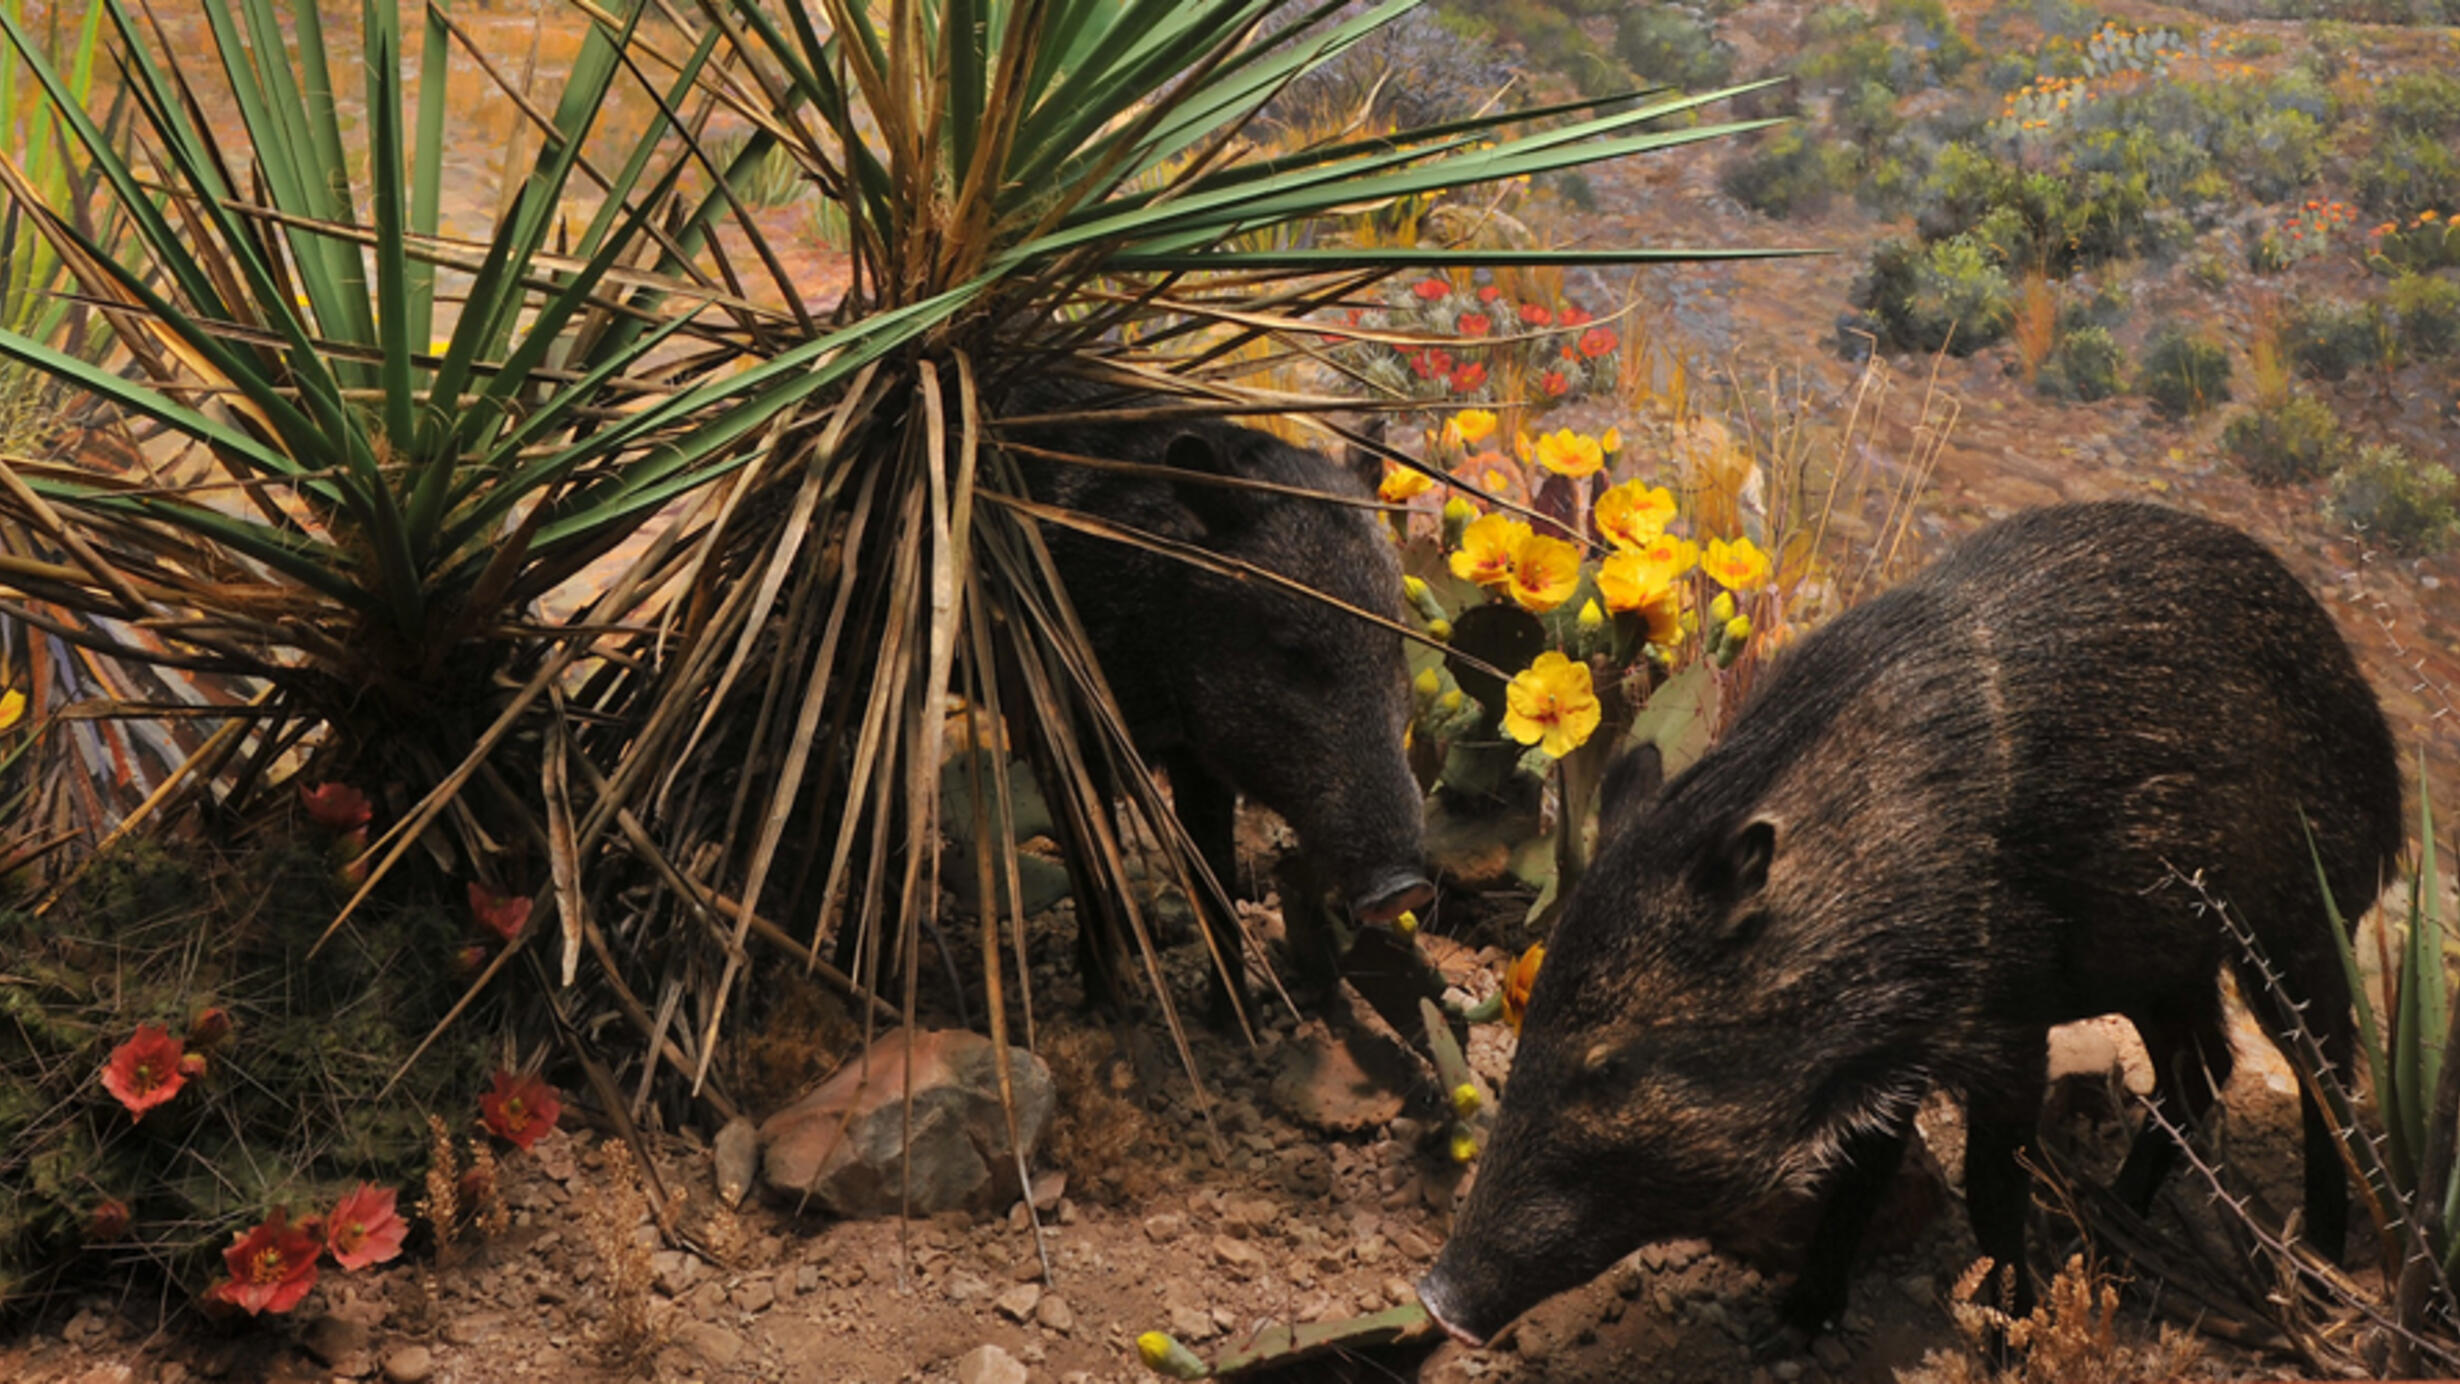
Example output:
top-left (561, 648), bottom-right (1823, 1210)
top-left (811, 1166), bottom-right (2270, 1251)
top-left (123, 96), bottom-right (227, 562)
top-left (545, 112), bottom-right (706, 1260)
top-left (1577, 599), bottom-right (1604, 632)
top-left (177, 1051), bottom-right (209, 1080)
top-left (1441, 496), bottom-right (1476, 547)
top-left (1439, 689), bottom-right (1464, 712)
top-left (1709, 590), bottom-right (1736, 625)
top-left (1450, 1131), bottom-right (1479, 1164)
top-left (1451, 1082), bottom-right (1482, 1117)
top-left (187, 1007), bottom-right (233, 1051)
top-left (1403, 574), bottom-right (1428, 604)
top-left (1725, 614), bottom-right (1752, 645)
top-left (1413, 668), bottom-right (1441, 702)
top-left (1394, 909), bottom-right (1419, 939)
top-left (1427, 618), bottom-right (1453, 642)
top-left (1138, 1331), bottom-right (1210, 1379)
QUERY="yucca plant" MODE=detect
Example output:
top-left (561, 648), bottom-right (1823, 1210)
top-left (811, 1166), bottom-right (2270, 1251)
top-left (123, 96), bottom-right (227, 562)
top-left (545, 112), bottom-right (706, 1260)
top-left (576, 0), bottom-right (1784, 1130)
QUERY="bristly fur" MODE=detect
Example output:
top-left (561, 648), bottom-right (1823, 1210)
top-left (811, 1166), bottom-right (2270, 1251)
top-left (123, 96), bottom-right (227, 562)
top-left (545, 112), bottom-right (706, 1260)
top-left (1423, 501), bottom-right (2403, 1346)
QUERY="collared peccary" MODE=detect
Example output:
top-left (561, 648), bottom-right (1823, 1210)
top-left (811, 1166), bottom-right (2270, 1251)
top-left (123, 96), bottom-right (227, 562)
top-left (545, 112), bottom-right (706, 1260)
top-left (1004, 404), bottom-right (1435, 1024)
top-left (1418, 501), bottom-right (2403, 1346)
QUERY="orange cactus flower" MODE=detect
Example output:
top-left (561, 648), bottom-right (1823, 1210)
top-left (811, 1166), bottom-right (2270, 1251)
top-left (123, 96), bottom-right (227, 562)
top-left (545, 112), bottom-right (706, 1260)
top-left (1593, 480), bottom-right (1677, 551)
top-left (1450, 513), bottom-right (1530, 587)
top-left (1502, 652), bottom-right (1601, 758)
top-left (1507, 533), bottom-right (1583, 613)
top-left (101, 1024), bottom-right (187, 1121)
top-left (325, 1184), bottom-right (408, 1272)
top-left (1533, 428), bottom-right (1604, 479)
top-left (479, 1069), bottom-right (562, 1151)
top-left (299, 781), bottom-right (372, 833)
top-left (1703, 535), bottom-right (1771, 592)
top-left (469, 882), bottom-right (532, 942)
top-left (219, 1209), bottom-right (321, 1315)
top-left (1501, 944), bottom-right (1546, 1033)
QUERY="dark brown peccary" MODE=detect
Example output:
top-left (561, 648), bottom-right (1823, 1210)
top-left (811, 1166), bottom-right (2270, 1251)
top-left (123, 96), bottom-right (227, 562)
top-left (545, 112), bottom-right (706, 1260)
top-left (1006, 409), bottom-right (1434, 1027)
top-left (1417, 500), bottom-right (2404, 1349)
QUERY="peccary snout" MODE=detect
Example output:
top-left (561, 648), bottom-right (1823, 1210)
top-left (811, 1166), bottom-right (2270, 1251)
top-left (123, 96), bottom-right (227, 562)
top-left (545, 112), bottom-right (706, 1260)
top-left (1351, 869), bottom-right (1435, 925)
top-left (1424, 501), bottom-right (2403, 1346)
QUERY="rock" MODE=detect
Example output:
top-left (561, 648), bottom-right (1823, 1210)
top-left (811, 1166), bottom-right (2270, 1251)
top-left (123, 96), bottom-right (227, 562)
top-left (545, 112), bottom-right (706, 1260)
top-left (649, 1250), bottom-right (702, 1297)
top-left (1268, 1020), bottom-right (1406, 1132)
top-left (1169, 1305), bottom-right (1214, 1342)
top-left (673, 1321), bottom-right (744, 1370)
top-left (1213, 1235), bottom-right (1264, 1278)
top-left (956, 1343), bottom-right (1028, 1384)
top-left (995, 1283), bottom-right (1044, 1322)
top-left (442, 1313), bottom-right (504, 1347)
top-left (1036, 1293), bottom-right (1075, 1334)
top-left (733, 1277), bottom-right (776, 1314)
top-left (714, 1117), bottom-right (760, 1209)
top-left (1813, 1336), bottom-right (1852, 1373)
top-left (300, 1315), bottom-right (368, 1367)
top-left (1143, 1213), bottom-right (1185, 1243)
top-left (380, 1346), bottom-right (435, 1384)
top-left (759, 1029), bottom-right (1057, 1217)
top-left (1029, 1170), bottom-right (1066, 1212)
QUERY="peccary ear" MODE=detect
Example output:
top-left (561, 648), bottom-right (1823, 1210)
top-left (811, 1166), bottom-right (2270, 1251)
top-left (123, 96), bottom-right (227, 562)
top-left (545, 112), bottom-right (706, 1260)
top-left (1165, 431), bottom-right (1257, 538)
top-left (1692, 816), bottom-right (1777, 908)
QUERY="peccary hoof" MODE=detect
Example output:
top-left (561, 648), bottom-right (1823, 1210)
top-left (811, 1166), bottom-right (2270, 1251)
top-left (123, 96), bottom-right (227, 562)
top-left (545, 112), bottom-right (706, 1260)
top-left (1748, 1319), bottom-right (1816, 1364)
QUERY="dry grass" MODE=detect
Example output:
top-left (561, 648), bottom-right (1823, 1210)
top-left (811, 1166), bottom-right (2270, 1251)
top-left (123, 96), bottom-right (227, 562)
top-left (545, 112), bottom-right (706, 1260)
top-left (577, 1152), bottom-right (666, 1371)
top-left (1039, 1023), bottom-right (1168, 1204)
top-left (1897, 1255), bottom-right (2205, 1384)
top-left (2012, 272), bottom-right (2057, 388)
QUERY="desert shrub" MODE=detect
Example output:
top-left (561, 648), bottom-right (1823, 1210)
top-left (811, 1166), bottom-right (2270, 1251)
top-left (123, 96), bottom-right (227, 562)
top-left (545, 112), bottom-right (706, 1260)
top-left (1721, 128), bottom-right (1857, 219)
top-left (2357, 133), bottom-right (2460, 221)
top-left (2221, 393), bottom-right (2351, 485)
top-left (1851, 235), bottom-right (2015, 355)
top-left (2036, 324), bottom-right (2125, 401)
top-left (2282, 298), bottom-right (2393, 381)
top-left (1263, 3), bottom-right (1519, 131)
top-left (2055, 277), bottom-right (2132, 333)
top-left (2330, 444), bottom-right (2460, 554)
top-left (1614, 6), bottom-right (1735, 90)
top-left (2387, 271), bottom-right (2460, 358)
top-left (2187, 251), bottom-right (2232, 291)
top-left (1858, 149), bottom-right (1923, 216)
top-left (1834, 78), bottom-right (1905, 146)
top-left (2221, 106), bottom-right (2324, 203)
top-left (2377, 71), bottom-right (2460, 137)
top-left (1877, 0), bottom-right (1980, 81)
top-left (2136, 328), bottom-right (2232, 417)
top-left (1484, 0), bottom-right (1627, 97)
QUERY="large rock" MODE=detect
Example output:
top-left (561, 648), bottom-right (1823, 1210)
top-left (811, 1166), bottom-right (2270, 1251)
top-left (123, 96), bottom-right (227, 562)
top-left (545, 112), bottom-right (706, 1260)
top-left (758, 1029), bottom-right (1055, 1216)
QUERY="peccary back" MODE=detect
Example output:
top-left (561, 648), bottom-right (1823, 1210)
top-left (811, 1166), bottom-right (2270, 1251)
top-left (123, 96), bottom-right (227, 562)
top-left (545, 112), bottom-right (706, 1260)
top-left (1005, 407), bottom-right (1431, 1020)
top-left (1421, 501), bottom-right (2402, 1347)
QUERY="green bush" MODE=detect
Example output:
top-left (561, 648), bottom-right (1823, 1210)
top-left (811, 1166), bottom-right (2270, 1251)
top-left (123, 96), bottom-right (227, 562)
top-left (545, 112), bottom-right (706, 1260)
top-left (2036, 324), bottom-right (2126, 401)
top-left (2377, 71), bottom-right (2460, 137)
top-left (2357, 133), bottom-right (2460, 221)
top-left (1721, 128), bottom-right (1856, 219)
top-left (1834, 78), bottom-right (1904, 146)
top-left (2188, 251), bottom-right (2232, 291)
top-left (1851, 235), bottom-right (2014, 355)
top-left (2387, 272), bottom-right (2460, 358)
top-left (1877, 0), bottom-right (1979, 81)
top-left (2283, 299), bottom-right (2394, 381)
top-left (2331, 444), bottom-right (2460, 554)
top-left (1614, 6), bottom-right (1735, 90)
top-left (2221, 106), bottom-right (2324, 204)
top-left (2136, 328), bottom-right (2231, 417)
top-left (2221, 393), bottom-right (2351, 485)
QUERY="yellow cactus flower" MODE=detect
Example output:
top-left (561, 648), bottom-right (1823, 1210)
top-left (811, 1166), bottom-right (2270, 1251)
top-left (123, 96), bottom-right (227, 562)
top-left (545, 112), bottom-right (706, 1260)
top-left (1601, 426), bottom-right (1622, 454)
top-left (1533, 428), bottom-right (1604, 479)
top-left (1502, 651), bottom-right (1600, 758)
top-left (1501, 943), bottom-right (1545, 1033)
top-left (1380, 464), bottom-right (1436, 504)
top-left (1593, 479), bottom-right (1677, 551)
top-left (0, 687), bottom-right (22, 732)
top-left (1453, 409), bottom-right (1499, 446)
top-left (1703, 535), bottom-right (1771, 592)
top-left (1507, 532), bottom-right (1582, 613)
top-left (1596, 552), bottom-right (1686, 647)
top-left (1513, 430), bottom-right (1534, 464)
top-left (1450, 513), bottom-right (1528, 587)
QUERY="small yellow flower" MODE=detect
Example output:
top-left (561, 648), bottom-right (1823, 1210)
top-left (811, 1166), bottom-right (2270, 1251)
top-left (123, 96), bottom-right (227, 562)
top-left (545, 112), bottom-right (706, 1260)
top-left (1593, 480), bottom-right (1677, 551)
top-left (1450, 1131), bottom-right (1479, 1164)
top-left (1502, 652), bottom-right (1600, 758)
top-left (1507, 532), bottom-right (1582, 613)
top-left (1450, 513), bottom-right (1528, 587)
top-left (1395, 909), bottom-right (1419, 938)
top-left (0, 687), bottom-right (23, 732)
top-left (1501, 943), bottom-right (1545, 1033)
top-left (1703, 535), bottom-right (1770, 592)
top-left (1533, 428), bottom-right (1604, 479)
top-left (1380, 463), bottom-right (1436, 504)
top-left (1453, 409), bottom-right (1499, 446)
top-left (1601, 426), bottom-right (1622, 454)
top-left (1451, 1082), bottom-right (1482, 1117)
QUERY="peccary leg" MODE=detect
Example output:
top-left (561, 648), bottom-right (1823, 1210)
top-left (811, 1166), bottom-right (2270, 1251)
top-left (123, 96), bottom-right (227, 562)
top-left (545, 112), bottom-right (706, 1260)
top-left (2299, 1015), bottom-right (2354, 1261)
top-left (2111, 994), bottom-right (2233, 1220)
top-left (1964, 1041), bottom-right (2048, 1318)
top-left (1779, 1114), bottom-right (1916, 1337)
top-left (1163, 749), bottom-right (1249, 1029)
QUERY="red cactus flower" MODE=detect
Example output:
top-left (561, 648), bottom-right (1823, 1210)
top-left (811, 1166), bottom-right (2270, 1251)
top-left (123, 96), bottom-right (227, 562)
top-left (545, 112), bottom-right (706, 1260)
top-left (1476, 284), bottom-right (1502, 303)
top-left (101, 1025), bottom-right (187, 1121)
top-left (88, 1199), bottom-right (130, 1242)
top-left (1411, 277), bottom-right (1450, 301)
top-left (1456, 311), bottom-right (1492, 337)
top-left (1518, 303), bottom-right (1554, 327)
top-left (479, 1069), bottom-right (562, 1151)
top-left (1539, 369), bottom-right (1570, 398)
top-left (1558, 305), bottom-right (1593, 328)
top-left (219, 1209), bottom-right (321, 1315)
top-left (299, 782), bottom-right (372, 833)
top-left (325, 1184), bottom-right (407, 1272)
top-left (468, 882), bottom-right (531, 942)
top-left (1450, 360), bottom-right (1489, 392)
top-left (1578, 326), bottom-right (1619, 358)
